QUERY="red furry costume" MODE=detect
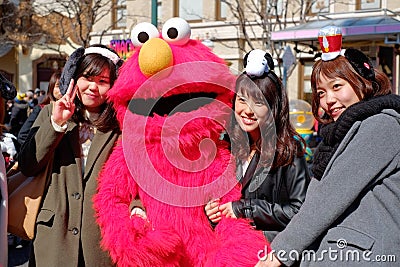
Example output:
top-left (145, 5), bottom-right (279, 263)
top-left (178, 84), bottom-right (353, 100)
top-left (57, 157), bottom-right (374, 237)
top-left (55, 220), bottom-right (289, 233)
top-left (94, 18), bottom-right (269, 266)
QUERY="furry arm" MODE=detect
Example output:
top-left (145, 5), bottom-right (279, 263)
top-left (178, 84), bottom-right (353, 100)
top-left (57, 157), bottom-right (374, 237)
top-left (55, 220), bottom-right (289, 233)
top-left (94, 142), bottom-right (185, 267)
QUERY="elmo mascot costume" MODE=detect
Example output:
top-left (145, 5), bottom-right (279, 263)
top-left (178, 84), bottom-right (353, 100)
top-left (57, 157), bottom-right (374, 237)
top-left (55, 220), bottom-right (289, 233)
top-left (94, 17), bottom-right (269, 266)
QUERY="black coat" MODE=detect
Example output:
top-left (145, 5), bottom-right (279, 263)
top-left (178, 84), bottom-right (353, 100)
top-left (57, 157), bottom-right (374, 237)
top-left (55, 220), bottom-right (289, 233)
top-left (17, 104), bottom-right (42, 146)
top-left (9, 101), bottom-right (28, 137)
top-left (232, 154), bottom-right (310, 242)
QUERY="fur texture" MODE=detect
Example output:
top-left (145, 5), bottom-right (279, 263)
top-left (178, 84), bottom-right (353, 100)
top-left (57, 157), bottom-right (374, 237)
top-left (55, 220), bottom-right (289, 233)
top-left (59, 47), bottom-right (85, 95)
top-left (94, 26), bottom-right (269, 266)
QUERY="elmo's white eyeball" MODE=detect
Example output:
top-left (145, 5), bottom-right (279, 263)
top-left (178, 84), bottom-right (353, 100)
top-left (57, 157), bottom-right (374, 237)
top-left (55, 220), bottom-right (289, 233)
top-left (162, 17), bottom-right (191, 46)
top-left (131, 22), bottom-right (159, 47)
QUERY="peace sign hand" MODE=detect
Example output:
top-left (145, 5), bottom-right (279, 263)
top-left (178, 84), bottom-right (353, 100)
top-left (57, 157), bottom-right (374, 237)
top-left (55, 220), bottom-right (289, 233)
top-left (51, 79), bottom-right (78, 126)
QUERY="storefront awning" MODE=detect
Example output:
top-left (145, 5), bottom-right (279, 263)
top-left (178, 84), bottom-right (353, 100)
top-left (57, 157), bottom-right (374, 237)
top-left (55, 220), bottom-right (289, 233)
top-left (271, 16), bottom-right (400, 44)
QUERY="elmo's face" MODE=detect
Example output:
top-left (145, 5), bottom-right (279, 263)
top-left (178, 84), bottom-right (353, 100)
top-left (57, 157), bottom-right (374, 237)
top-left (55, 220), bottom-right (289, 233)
top-left (108, 18), bottom-right (235, 122)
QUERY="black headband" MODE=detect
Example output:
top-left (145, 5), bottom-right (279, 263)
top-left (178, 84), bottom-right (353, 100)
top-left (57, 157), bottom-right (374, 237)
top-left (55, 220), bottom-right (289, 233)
top-left (344, 48), bottom-right (376, 82)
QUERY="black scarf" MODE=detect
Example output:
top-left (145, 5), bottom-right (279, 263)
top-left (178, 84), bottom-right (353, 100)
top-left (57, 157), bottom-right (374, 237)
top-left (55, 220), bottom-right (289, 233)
top-left (312, 94), bottom-right (400, 180)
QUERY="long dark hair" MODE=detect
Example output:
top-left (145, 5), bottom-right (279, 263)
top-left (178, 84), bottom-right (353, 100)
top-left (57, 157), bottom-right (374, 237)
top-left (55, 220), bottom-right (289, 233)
top-left (40, 71), bottom-right (61, 105)
top-left (72, 44), bottom-right (120, 132)
top-left (311, 55), bottom-right (392, 124)
top-left (231, 72), bottom-right (305, 169)
top-left (48, 71), bottom-right (61, 102)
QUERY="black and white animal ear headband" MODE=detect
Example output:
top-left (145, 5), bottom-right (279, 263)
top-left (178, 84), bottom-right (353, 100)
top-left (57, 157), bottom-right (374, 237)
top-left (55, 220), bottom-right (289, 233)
top-left (318, 26), bottom-right (375, 82)
top-left (243, 49), bottom-right (275, 78)
top-left (59, 46), bottom-right (123, 95)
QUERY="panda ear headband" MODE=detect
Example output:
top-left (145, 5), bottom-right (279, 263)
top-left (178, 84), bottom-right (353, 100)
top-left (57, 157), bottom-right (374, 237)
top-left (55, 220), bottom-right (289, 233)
top-left (243, 49), bottom-right (275, 78)
top-left (59, 46), bottom-right (123, 95)
top-left (318, 26), bottom-right (375, 83)
top-left (243, 49), bottom-right (281, 92)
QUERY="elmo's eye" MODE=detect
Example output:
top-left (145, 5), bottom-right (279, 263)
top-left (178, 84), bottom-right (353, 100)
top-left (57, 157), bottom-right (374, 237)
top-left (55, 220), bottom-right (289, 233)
top-left (161, 17), bottom-right (191, 46)
top-left (131, 22), bottom-right (159, 47)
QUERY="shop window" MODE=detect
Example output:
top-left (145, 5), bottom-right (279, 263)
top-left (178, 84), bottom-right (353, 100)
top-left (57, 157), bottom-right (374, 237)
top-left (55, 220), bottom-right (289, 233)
top-left (157, 1), bottom-right (162, 21)
top-left (378, 46), bottom-right (394, 89)
top-left (216, 0), bottom-right (227, 21)
top-left (299, 61), bottom-right (313, 105)
top-left (311, 0), bottom-right (329, 14)
top-left (174, 0), bottom-right (203, 22)
top-left (33, 54), bottom-right (66, 91)
top-left (112, 0), bottom-right (127, 29)
top-left (357, 0), bottom-right (380, 10)
top-left (267, 0), bottom-right (284, 17)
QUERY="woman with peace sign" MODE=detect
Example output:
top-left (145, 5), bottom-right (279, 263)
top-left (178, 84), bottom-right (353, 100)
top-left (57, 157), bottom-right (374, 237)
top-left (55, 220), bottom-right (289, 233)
top-left (18, 44), bottom-right (122, 266)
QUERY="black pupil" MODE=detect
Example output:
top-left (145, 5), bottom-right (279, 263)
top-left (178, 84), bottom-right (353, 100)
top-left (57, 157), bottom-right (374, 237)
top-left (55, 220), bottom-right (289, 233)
top-left (167, 28), bottom-right (178, 39)
top-left (138, 32), bottom-right (149, 43)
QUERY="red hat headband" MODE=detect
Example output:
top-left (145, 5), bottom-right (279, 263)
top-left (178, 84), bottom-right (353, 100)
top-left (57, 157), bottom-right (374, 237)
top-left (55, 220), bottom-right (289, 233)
top-left (318, 26), bottom-right (342, 61)
top-left (317, 26), bottom-right (376, 83)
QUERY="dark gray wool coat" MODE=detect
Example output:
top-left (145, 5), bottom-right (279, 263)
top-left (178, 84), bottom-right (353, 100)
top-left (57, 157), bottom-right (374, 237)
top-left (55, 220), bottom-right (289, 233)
top-left (18, 104), bottom-right (119, 267)
top-left (271, 109), bottom-right (400, 267)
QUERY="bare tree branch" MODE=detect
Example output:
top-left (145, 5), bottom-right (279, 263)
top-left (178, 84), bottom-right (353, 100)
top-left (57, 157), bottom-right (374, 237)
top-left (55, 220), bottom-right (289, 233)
top-left (0, 0), bottom-right (116, 53)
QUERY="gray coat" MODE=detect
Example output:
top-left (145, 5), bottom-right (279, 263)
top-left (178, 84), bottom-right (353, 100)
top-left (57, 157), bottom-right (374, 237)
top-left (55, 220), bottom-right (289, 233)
top-left (271, 109), bottom-right (400, 266)
top-left (18, 104), bottom-right (119, 267)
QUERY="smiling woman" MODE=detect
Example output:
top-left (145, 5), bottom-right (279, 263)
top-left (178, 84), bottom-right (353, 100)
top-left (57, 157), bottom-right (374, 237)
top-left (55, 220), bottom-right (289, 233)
top-left (260, 26), bottom-right (400, 267)
top-left (316, 74), bottom-right (362, 121)
top-left (205, 49), bottom-right (311, 243)
top-left (17, 44), bottom-right (122, 266)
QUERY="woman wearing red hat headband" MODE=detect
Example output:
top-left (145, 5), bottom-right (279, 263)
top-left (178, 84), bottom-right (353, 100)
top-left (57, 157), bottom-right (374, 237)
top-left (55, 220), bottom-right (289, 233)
top-left (257, 26), bottom-right (400, 266)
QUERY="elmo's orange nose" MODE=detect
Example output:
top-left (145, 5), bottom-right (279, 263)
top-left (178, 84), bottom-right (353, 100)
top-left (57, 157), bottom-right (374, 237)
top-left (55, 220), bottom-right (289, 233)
top-left (139, 38), bottom-right (173, 77)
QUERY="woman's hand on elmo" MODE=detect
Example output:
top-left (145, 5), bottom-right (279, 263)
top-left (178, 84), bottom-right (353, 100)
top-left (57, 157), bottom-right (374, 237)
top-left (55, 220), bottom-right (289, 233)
top-left (205, 199), bottom-right (222, 223)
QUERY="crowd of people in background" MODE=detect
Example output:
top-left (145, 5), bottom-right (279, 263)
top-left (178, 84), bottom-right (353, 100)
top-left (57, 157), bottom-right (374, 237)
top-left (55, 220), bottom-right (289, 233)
top-left (1, 76), bottom-right (58, 173)
top-left (1, 71), bottom-right (62, 250)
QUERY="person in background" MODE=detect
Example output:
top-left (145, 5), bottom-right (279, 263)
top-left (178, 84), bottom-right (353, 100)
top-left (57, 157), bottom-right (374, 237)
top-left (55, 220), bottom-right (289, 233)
top-left (5, 71), bottom-right (62, 192)
top-left (4, 99), bottom-right (14, 126)
top-left (25, 90), bottom-right (37, 116)
top-left (9, 93), bottom-right (28, 138)
top-left (1, 130), bottom-right (17, 171)
top-left (17, 71), bottom-right (62, 146)
top-left (205, 49), bottom-right (310, 242)
top-left (18, 44), bottom-right (122, 266)
top-left (35, 88), bottom-right (46, 105)
top-left (0, 72), bottom-right (17, 267)
top-left (258, 27), bottom-right (400, 267)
